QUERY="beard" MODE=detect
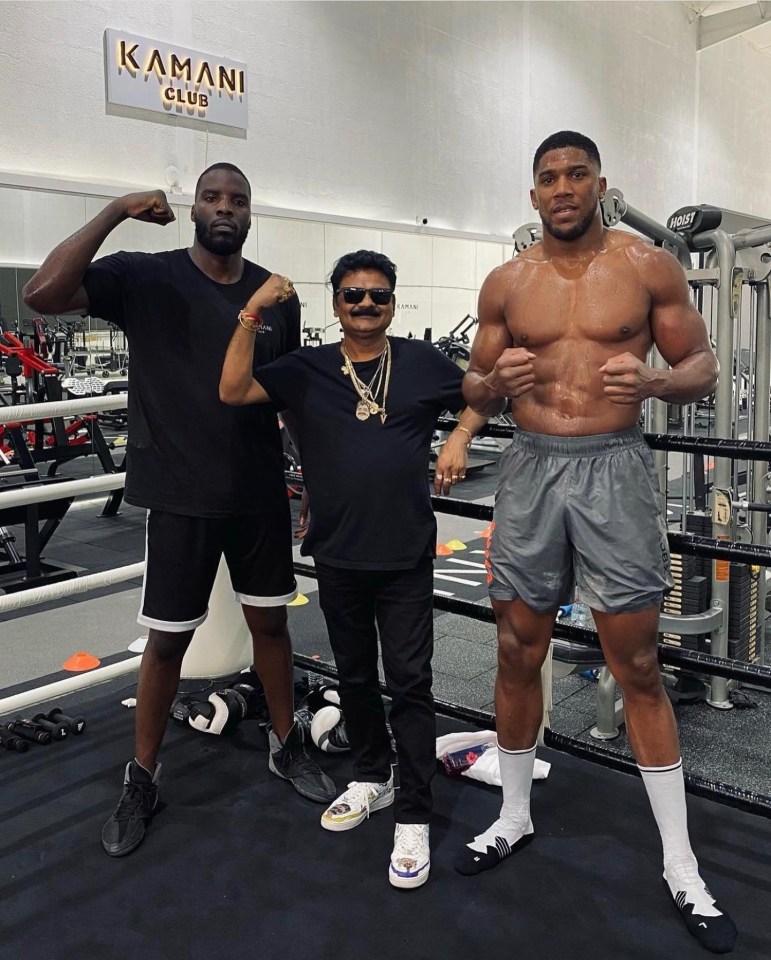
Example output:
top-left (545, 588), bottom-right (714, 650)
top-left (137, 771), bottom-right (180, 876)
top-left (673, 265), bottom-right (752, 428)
top-left (195, 219), bottom-right (249, 256)
top-left (543, 207), bottom-right (596, 242)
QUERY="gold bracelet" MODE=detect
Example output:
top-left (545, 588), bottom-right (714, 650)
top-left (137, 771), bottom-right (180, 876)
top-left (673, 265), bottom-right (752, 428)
top-left (455, 425), bottom-right (473, 447)
top-left (238, 309), bottom-right (262, 332)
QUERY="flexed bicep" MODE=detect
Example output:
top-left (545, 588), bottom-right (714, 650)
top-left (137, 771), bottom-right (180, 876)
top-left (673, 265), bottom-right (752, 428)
top-left (642, 247), bottom-right (718, 404)
top-left (462, 269), bottom-right (514, 415)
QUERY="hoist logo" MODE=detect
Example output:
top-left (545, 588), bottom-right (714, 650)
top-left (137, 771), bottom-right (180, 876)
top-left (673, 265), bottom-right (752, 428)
top-left (668, 210), bottom-right (697, 232)
top-left (666, 205), bottom-right (722, 237)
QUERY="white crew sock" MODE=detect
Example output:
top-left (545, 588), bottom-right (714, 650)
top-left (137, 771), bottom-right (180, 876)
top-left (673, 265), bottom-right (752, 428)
top-left (638, 759), bottom-right (719, 917)
top-left (468, 744), bottom-right (535, 852)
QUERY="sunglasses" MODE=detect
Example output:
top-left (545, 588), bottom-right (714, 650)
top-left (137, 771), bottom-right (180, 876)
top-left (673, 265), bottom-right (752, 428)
top-left (336, 286), bottom-right (393, 306)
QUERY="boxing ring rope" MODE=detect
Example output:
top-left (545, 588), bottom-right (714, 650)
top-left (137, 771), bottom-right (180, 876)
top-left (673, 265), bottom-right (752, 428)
top-left (0, 473), bottom-right (125, 507)
top-left (435, 411), bottom-right (771, 815)
top-left (428, 492), bottom-right (771, 567)
top-left (435, 416), bottom-right (771, 460)
top-left (644, 434), bottom-right (771, 459)
top-left (2, 395), bottom-right (769, 814)
top-left (290, 560), bottom-right (771, 819)
top-left (0, 562), bottom-right (144, 614)
top-left (0, 394), bottom-right (128, 424)
top-left (0, 656), bottom-right (145, 717)
top-left (0, 393), bottom-right (138, 715)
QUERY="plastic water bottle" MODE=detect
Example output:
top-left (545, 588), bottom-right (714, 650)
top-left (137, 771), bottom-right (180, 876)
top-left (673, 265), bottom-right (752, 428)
top-left (570, 601), bottom-right (595, 631)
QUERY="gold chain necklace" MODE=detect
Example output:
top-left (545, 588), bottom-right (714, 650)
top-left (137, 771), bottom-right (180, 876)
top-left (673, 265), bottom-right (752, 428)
top-left (347, 345), bottom-right (387, 398)
top-left (341, 340), bottom-right (392, 424)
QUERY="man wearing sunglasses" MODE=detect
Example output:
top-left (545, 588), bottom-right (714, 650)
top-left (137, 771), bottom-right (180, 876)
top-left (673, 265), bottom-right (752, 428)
top-left (220, 248), bottom-right (486, 889)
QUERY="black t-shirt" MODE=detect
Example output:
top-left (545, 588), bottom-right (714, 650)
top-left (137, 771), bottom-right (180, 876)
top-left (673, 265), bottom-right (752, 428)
top-left (255, 337), bottom-right (464, 569)
top-left (82, 249), bottom-right (300, 516)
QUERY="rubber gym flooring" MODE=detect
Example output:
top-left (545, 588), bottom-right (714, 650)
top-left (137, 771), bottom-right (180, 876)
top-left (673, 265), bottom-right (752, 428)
top-left (2, 677), bottom-right (770, 960)
top-left (4, 446), bottom-right (768, 799)
top-left (2, 442), bottom-right (771, 957)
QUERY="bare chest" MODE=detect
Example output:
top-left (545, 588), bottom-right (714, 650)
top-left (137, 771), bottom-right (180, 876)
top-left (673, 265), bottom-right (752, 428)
top-left (506, 258), bottom-right (651, 349)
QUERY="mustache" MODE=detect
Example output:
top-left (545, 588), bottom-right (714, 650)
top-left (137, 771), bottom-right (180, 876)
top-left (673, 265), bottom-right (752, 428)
top-left (351, 308), bottom-right (380, 317)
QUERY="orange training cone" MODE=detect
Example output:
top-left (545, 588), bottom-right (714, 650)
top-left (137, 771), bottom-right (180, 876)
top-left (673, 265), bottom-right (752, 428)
top-left (436, 543), bottom-right (454, 556)
top-left (62, 651), bottom-right (102, 672)
top-left (477, 525), bottom-right (493, 539)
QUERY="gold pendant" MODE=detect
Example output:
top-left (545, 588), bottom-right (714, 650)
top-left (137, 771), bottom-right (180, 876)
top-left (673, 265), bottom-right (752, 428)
top-left (356, 399), bottom-right (371, 421)
top-left (369, 401), bottom-right (379, 415)
top-left (380, 412), bottom-right (387, 424)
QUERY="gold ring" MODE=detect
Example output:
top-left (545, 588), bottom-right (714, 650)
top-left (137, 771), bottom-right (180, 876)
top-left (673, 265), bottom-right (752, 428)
top-left (278, 277), bottom-right (294, 302)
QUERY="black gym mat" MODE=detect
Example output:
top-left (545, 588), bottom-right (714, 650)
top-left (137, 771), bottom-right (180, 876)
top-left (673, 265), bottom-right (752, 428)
top-left (1, 681), bottom-right (769, 960)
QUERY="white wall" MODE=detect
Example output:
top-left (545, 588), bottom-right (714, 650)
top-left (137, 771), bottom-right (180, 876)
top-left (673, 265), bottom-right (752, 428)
top-left (697, 34), bottom-right (771, 218)
top-left (0, 185), bottom-right (508, 341)
top-left (526, 1), bottom-right (701, 227)
top-left (2, 1), bottom-right (710, 231)
top-left (1, 0), bottom-right (769, 339)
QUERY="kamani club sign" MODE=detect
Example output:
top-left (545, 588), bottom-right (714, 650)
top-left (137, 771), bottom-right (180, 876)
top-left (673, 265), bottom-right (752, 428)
top-left (104, 29), bottom-right (248, 131)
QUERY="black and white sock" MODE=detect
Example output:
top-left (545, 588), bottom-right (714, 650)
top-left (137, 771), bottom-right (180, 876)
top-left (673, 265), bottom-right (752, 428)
top-left (455, 744), bottom-right (536, 876)
top-left (639, 760), bottom-right (736, 953)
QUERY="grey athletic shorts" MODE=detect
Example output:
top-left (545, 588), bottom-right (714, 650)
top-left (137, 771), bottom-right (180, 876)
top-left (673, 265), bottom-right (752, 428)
top-left (486, 426), bottom-right (673, 614)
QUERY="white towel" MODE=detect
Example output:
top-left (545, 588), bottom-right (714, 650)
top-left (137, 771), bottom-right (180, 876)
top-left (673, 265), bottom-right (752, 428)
top-left (435, 730), bottom-right (497, 758)
top-left (435, 729), bottom-right (551, 785)
top-left (463, 746), bottom-right (551, 785)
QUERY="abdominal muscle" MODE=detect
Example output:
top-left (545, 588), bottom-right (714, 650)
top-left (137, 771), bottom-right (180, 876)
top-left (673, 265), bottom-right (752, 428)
top-left (506, 237), bottom-right (654, 437)
top-left (512, 337), bottom-right (647, 437)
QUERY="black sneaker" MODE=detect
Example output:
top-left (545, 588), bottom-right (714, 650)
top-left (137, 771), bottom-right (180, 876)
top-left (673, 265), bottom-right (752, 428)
top-left (268, 721), bottom-right (336, 803)
top-left (101, 760), bottom-right (160, 857)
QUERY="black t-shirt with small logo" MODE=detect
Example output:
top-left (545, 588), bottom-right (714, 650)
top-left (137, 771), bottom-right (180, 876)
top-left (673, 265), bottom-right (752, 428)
top-left (255, 338), bottom-right (464, 569)
top-left (83, 249), bottom-right (300, 516)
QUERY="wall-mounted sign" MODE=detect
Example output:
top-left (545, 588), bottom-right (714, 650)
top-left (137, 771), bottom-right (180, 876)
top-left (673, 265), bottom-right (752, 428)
top-left (103, 29), bottom-right (248, 131)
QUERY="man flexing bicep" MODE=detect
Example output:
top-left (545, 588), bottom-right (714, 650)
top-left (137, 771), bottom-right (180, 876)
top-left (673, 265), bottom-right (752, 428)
top-left (600, 247), bottom-right (717, 407)
top-left (23, 191), bottom-right (175, 316)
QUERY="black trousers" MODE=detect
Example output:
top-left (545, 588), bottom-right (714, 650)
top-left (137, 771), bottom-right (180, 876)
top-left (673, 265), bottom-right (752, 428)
top-left (315, 557), bottom-right (436, 823)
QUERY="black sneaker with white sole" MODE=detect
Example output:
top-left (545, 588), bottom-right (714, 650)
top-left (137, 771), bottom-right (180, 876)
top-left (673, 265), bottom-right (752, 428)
top-left (101, 760), bottom-right (160, 857)
top-left (268, 721), bottom-right (336, 803)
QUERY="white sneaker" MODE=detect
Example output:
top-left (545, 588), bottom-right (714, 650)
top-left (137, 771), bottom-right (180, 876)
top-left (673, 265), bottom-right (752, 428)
top-left (389, 823), bottom-right (430, 889)
top-left (320, 778), bottom-right (394, 832)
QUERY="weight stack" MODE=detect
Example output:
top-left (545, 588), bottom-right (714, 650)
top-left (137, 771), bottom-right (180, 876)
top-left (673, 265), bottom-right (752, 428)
top-left (727, 562), bottom-right (761, 663)
top-left (662, 544), bottom-right (710, 651)
top-left (685, 512), bottom-right (713, 579)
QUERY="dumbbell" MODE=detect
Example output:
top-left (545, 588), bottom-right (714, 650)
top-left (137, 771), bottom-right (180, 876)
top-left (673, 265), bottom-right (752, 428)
top-left (46, 707), bottom-right (86, 735)
top-left (0, 727), bottom-right (29, 752)
top-left (32, 713), bottom-right (68, 740)
top-left (4, 720), bottom-right (51, 745)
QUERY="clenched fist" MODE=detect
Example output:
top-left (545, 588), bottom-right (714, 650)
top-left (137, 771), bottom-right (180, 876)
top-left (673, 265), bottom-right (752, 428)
top-left (486, 347), bottom-right (536, 400)
top-left (244, 274), bottom-right (295, 313)
top-left (120, 190), bottom-right (176, 225)
top-left (600, 352), bottom-right (664, 404)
